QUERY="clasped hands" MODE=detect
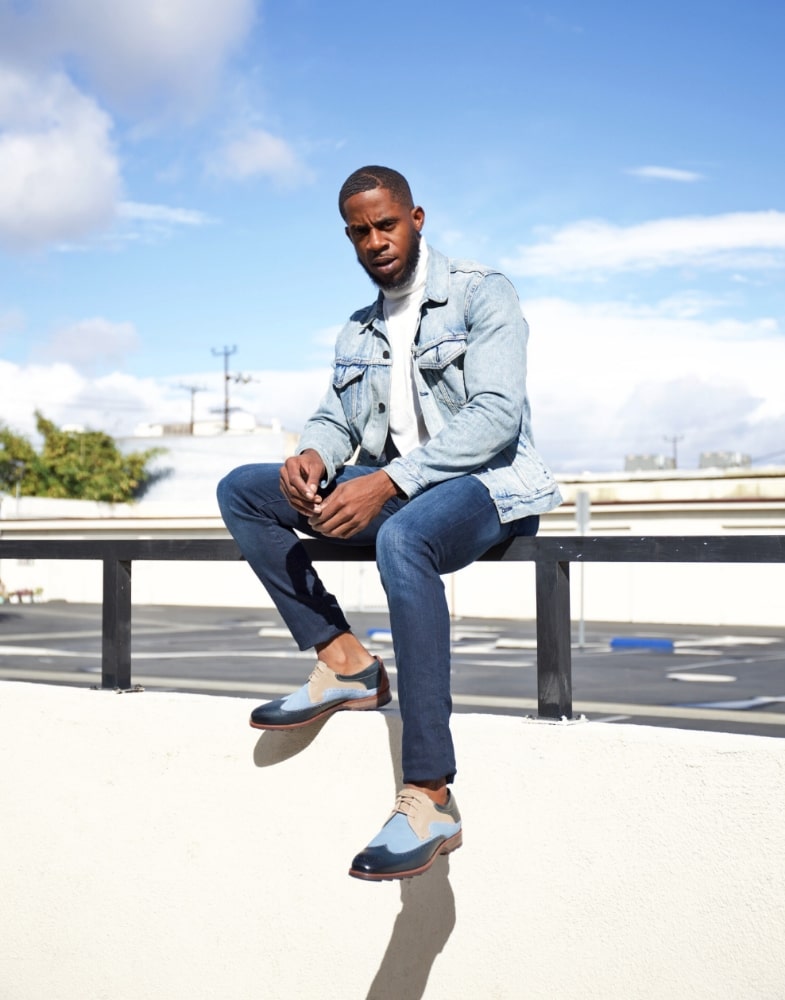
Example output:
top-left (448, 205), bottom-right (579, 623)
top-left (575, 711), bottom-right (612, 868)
top-left (279, 449), bottom-right (399, 539)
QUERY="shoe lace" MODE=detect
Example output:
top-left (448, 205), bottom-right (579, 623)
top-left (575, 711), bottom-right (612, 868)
top-left (392, 789), bottom-right (423, 819)
top-left (307, 661), bottom-right (329, 685)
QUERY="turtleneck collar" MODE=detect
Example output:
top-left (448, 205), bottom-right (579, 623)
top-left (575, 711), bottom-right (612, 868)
top-left (381, 238), bottom-right (429, 303)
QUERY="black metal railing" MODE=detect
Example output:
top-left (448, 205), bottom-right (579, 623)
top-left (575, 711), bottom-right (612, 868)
top-left (1, 535), bottom-right (783, 717)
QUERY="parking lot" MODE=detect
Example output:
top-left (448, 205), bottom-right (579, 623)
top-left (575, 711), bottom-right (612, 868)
top-left (1, 600), bottom-right (784, 739)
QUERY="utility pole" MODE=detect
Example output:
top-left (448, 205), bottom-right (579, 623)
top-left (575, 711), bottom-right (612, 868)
top-left (178, 384), bottom-right (207, 435)
top-left (663, 434), bottom-right (684, 469)
top-left (211, 346), bottom-right (254, 431)
top-left (211, 346), bottom-right (237, 431)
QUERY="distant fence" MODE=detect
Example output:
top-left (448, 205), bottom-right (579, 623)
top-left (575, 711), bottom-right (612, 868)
top-left (1, 536), bottom-right (783, 718)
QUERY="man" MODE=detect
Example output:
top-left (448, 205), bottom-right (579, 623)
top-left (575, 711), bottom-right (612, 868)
top-left (217, 166), bottom-right (562, 881)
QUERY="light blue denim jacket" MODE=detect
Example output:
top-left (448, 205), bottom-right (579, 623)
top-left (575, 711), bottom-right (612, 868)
top-left (298, 245), bottom-right (562, 523)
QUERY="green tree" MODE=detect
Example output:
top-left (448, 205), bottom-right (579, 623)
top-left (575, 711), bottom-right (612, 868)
top-left (0, 412), bottom-right (165, 503)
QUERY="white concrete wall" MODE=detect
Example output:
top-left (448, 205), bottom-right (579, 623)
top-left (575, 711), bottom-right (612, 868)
top-left (1, 681), bottom-right (783, 1000)
top-left (4, 552), bottom-right (784, 628)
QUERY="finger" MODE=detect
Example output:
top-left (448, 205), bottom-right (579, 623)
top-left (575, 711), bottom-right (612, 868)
top-left (285, 473), bottom-right (319, 504)
top-left (309, 504), bottom-right (360, 537)
top-left (309, 517), bottom-right (357, 539)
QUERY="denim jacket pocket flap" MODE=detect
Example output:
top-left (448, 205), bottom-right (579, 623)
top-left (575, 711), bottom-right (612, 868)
top-left (415, 333), bottom-right (467, 371)
top-left (333, 361), bottom-right (367, 389)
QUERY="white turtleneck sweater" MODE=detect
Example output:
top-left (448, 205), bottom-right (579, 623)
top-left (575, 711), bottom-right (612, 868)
top-left (382, 239), bottom-right (430, 457)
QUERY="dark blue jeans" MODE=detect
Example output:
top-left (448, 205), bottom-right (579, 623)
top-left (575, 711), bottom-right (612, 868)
top-left (216, 463), bottom-right (538, 784)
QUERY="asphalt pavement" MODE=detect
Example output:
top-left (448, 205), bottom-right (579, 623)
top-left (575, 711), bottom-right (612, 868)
top-left (1, 600), bottom-right (784, 739)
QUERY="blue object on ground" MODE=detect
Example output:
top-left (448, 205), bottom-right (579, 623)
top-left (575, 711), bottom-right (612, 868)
top-left (610, 636), bottom-right (674, 652)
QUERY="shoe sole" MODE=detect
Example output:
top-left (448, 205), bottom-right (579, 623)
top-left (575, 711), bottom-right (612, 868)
top-left (347, 830), bottom-right (463, 882)
top-left (249, 683), bottom-right (392, 731)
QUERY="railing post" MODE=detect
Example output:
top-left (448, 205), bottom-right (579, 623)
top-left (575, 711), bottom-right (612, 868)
top-left (535, 558), bottom-right (573, 719)
top-left (102, 556), bottom-right (132, 690)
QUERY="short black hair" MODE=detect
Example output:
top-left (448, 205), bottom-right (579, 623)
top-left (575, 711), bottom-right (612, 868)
top-left (338, 166), bottom-right (414, 219)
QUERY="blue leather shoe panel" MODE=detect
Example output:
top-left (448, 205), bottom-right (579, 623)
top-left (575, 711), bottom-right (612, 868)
top-left (350, 837), bottom-right (449, 877)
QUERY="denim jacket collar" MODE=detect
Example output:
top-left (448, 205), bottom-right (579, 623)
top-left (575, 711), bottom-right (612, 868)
top-left (422, 244), bottom-right (450, 307)
top-left (358, 242), bottom-right (449, 333)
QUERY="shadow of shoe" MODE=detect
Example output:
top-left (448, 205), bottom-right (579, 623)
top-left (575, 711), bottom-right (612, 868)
top-left (364, 857), bottom-right (457, 1000)
top-left (252, 717), bottom-right (330, 767)
top-left (362, 714), bottom-right (458, 1000)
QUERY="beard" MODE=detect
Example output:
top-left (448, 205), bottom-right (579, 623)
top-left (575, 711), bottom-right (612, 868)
top-left (358, 233), bottom-right (422, 291)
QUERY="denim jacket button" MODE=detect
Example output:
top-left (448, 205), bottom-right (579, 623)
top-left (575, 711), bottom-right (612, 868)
top-left (382, 350), bottom-right (390, 359)
top-left (378, 403), bottom-right (386, 412)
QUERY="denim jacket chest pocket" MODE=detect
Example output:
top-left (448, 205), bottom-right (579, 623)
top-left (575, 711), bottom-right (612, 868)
top-left (332, 355), bottom-right (390, 427)
top-left (414, 330), bottom-right (468, 416)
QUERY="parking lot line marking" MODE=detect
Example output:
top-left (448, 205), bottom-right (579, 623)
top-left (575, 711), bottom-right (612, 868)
top-left (0, 645), bottom-right (81, 657)
top-left (667, 672), bottom-right (737, 683)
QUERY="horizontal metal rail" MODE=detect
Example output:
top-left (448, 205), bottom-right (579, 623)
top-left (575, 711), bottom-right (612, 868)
top-left (1, 535), bottom-right (783, 717)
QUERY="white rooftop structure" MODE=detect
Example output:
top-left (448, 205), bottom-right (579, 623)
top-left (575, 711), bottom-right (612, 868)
top-left (121, 421), bottom-right (299, 505)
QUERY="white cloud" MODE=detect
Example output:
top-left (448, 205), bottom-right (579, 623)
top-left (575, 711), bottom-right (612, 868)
top-left (0, 0), bottom-right (257, 116)
top-left (1, 361), bottom-right (91, 435)
top-left (0, 67), bottom-right (120, 251)
top-left (31, 318), bottom-right (140, 374)
top-left (52, 202), bottom-right (216, 252)
top-left (627, 165), bottom-right (704, 183)
top-left (504, 211), bottom-right (785, 277)
top-left (0, 361), bottom-right (329, 442)
top-left (1, 313), bottom-right (783, 473)
top-left (73, 0), bottom-right (255, 113)
top-left (117, 202), bottom-right (213, 227)
top-left (0, 1), bottom-right (301, 252)
top-left (210, 128), bottom-right (315, 186)
top-left (524, 296), bottom-right (785, 471)
top-left (228, 370), bottom-right (330, 428)
top-left (3, 290), bottom-right (783, 474)
top-left (113, 202), bottom-right (215, 244)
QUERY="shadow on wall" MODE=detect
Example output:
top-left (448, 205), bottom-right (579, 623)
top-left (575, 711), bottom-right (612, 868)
top-left (253, 713), bottom-right (457, 1000)
top-left (134, 464), bottom-right (174, 500)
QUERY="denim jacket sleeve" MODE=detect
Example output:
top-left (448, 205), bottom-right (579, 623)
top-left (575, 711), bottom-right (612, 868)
top-left (384, 268), bottom-right (530, 498)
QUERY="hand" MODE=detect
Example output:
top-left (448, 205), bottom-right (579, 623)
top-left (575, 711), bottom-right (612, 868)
top-left (279, 450), bottom-right (327, 516)
top-left (307, 470), bottom-right (399, 539)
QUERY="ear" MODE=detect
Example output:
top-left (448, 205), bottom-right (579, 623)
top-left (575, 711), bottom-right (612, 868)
top-left (411, 206), bottom-right (425, 232)
top-left (344, 225), bottom-right (353, 242)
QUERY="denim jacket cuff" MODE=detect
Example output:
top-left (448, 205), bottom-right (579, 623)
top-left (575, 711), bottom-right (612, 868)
top-left (385, 457), bottom-right (428, 499)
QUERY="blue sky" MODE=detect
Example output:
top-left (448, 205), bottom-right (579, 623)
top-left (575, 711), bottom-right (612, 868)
top-left (1, 0), bottom-right (784, 472)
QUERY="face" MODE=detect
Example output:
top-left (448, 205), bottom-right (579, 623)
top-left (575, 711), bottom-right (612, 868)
top-left (343, 187), bottom-right (425, 290)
